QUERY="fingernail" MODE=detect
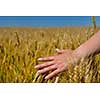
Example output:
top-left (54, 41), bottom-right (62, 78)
top-left (34, 66), bottom-right (37, 68)
top-left (45, 76), bottom-right (48, 79)
top-left (38, 58), bottom-right (42, 60)
top-left (38, 70), bottom-right (41, 74)
top-left (56, 48), bottom-right (59, 51)
top-left (37, 71), bottom-right (40, 75)
top-left (34, 66), bottom-right (38, 68)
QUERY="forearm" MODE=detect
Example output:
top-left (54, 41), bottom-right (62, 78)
top-left (75, 31), bottom-right (100, 59)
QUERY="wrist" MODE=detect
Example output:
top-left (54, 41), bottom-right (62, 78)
top-left (73, 47), bottom-right (84, 61)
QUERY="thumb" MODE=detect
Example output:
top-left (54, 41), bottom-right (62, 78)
top-left (55, 48), bottom-right (64, 54)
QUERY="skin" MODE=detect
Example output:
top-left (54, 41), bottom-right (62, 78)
top-left (35, 31), bottom-right (100, 79)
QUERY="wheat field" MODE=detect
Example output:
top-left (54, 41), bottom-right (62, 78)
top-left (0, 27), bottom-right (100, 83)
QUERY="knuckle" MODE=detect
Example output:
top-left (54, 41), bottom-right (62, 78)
top-left (45, 63), bottom-right (49, 66)
top-left (49, 64), bottom-right (57, 69)
top-left (57, 69), bottom-right (60, 72)
top-left (51, 65), bottom-right (55, 69)
top-left (49, 66), bottom-right (52, 69)
top-left (40, 64), bottom-right (44, 67)
top-left (45, 67), bottom-right (49, 71)
top-left (50, 56), bottom-right (54, 59)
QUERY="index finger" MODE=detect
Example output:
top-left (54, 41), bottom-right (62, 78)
top-left (38, 56), bottom-right (54, 62)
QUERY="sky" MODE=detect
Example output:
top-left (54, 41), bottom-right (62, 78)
top-left (0, 16), bottom-right (99, 27)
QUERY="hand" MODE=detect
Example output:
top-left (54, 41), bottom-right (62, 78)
top-left (35, 49), bottom-right (80, 79)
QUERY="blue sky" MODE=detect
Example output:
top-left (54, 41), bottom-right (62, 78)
top-left (0, 16), bottom-right (99, 27)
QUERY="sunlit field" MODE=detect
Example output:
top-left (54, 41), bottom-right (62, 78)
top-left (0, 27), bottom-right (100, 83)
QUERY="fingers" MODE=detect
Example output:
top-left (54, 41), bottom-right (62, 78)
top-left (35, 61), bottom-right (55, 69)
top-left (45, 69), bottom-right (60, 79)
top-left (55, 48), bottom-right (64, 54)
top-left (38, 64), bottom-right (57, 74)
top-left (38, 56), bottom-right (54, 62)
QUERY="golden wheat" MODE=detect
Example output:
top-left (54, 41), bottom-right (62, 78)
top-left (0, 27), bottom-right (100, 83)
